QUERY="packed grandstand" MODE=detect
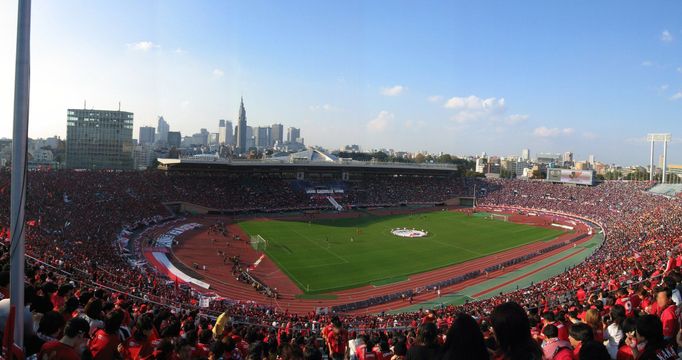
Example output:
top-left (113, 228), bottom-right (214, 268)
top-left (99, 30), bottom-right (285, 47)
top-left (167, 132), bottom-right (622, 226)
top-left (2, 169), bottom-right (682, 359)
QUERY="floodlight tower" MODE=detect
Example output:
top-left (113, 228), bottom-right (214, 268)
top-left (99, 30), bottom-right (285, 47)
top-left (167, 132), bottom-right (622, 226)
top-left (647, 133), bottom-right (672, 183)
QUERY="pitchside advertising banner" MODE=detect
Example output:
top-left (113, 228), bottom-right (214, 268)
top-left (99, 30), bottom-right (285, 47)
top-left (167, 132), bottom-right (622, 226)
top-left (546, 169), bottom-right (595, 185)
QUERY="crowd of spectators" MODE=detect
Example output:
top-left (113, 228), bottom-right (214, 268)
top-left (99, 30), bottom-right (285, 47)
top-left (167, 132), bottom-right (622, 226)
top-left (0, 170), bottom-right (681, 358)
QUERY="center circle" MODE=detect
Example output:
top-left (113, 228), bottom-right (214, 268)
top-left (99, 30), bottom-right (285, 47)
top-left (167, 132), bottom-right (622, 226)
top-left (391, 228), bottom-right (428, 238)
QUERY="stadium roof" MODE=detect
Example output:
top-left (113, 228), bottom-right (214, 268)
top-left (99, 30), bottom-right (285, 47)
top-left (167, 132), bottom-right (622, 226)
top-left (156, 155), bottom-right (458, 174)
top-left (271, 148), bottom-right (338, 162)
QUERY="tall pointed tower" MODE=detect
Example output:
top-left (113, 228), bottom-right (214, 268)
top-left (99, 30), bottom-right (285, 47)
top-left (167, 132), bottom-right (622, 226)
top-left (236, 97), bottom-right (247, 153)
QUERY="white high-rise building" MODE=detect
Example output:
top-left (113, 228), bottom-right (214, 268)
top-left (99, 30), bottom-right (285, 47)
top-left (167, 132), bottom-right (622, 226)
top-left (588, 154), bottom-right (595, 165)
top-left (271, 123), bottom-right (284, 146)
top-left (156, 116), bottom-right (169, 144)
top-left (287, 127), bottom-right (301, 143)
top-left (521, 148), bottom-right (530, 161)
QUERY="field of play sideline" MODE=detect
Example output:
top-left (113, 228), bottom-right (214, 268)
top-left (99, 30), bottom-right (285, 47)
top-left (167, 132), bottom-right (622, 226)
top-left (238, 211), bottom-right (564, 294)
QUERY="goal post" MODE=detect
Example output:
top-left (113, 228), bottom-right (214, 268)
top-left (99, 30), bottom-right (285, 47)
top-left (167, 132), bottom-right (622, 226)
top-left (489, 213), bottom-right (509, 222)
top-left (250, 234), bottom-right (268, 251)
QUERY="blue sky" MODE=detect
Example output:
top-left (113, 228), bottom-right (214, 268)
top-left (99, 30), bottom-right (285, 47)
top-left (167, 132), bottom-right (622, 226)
top-left (1, 0), bottom-right (681, 165)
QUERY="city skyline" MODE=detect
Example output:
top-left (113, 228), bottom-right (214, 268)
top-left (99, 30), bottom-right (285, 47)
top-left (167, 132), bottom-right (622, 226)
top-left (1, 1), bottom-right (682, 165)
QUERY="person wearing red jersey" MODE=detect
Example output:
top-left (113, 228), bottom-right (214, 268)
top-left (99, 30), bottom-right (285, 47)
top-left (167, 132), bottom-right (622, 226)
top-left (615, 288), bottom-right (634, 318)
top-left (541, 312), bottom-right (569, 341)
top-left (616, 318), bottom-right (637, 360)
top-left (120, 313), bottom-right (156, 360)
top-left (541, 325), bottom-right (573, 360)
top-left (38, 317), bottom-right (90, 360)
top-left (655, 287), bottom-right (678, 341)
top-left (625, 315), bottom-right (678, 360)
top-left (576, 285), bottom-right (587, 304)
top-left (568, 323), bottom-right (593, 359)
top-left (326, 319), bottom-right (348, 360)
top-left (88, 310), bottom-right (123, 359)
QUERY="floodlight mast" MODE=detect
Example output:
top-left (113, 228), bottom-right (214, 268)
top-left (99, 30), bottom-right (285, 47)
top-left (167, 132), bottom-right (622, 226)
top-left (10, 0), bottom-right (32, 349)
top-left (647, 134), bottom-right (672, 183)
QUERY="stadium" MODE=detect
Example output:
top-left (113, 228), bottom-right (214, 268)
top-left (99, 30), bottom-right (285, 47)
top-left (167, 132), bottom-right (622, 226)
top-left (2, 155), bottom-right (682, 358)
top-left (5, 1), bottom-right (682, 359)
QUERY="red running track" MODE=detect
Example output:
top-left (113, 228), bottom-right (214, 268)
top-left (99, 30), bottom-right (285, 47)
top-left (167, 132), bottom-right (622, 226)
top-left (169, 208), bottom-right (592, 314)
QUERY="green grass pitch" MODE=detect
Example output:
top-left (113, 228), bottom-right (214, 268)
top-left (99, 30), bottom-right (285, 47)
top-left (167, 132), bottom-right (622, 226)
top-left (238, 211), bottom-right (563, 294)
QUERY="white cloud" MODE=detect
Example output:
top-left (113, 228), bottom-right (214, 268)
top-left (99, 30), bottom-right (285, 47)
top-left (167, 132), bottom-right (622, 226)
top-left (661, 30), bottom-right (674, 43)
top-left (380, 85), bottom-right (406, 96)
top-left (404, 120), bottom-right (426, 129)
top-left (583, 131), bottom-right (598, 140)
top-left (444, 95), bottom-right (505, 110)
top-left (308, 104), bottom-right (338, 112)
top-left (367, 111), bottom-right (394, 132)
top-left (505, 114), bottom-right (529, 125)
top-left (212, 69), bottom-right (224, 78)
top-left (127, 41), bottom-right (160, 51)
top-left (427, 95), bottom-right (443, 103)
top-left (641, 60), bottom-right (654, 67)
top-left (671, 92), bottom-right (682, 101)
top-left (443, 95), bottom-right (506, 124)
top-left (533, 126), bottom-right (574, 138)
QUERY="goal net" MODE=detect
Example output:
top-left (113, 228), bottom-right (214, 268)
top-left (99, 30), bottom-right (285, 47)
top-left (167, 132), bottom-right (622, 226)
top-left (489, 213), bottom-right (509, 222)
top-left (250, 235), bottom-right (268, 251)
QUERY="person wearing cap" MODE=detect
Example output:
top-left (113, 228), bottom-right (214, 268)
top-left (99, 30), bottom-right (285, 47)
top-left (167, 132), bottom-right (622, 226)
top-left (38, 317), bottom-right (90, 360)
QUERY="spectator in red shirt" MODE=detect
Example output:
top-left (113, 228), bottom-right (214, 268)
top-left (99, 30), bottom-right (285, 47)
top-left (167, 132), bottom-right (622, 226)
top-left (120, 313), bottom-right (155, 360)
top-left (38, 317), bottom-right (90, 360)
top-left (584, 309), bottom-right (604, 342)
top-left (51, 283), bottom-right (74, 311)
top-left (616, 318), bottom-right (637, 360)
top-left (655, 287), bottom-right (678, 341)
top-left (540, 324), bottom-right (573, 360)
top-left (88, 310), bottom-right (123, 359)
top-left (568, 323), bottom-right (593, 359)
top-left (327, 319), bottom-right (348, 360)
top-left (626, 315), bottom-right (678, 360)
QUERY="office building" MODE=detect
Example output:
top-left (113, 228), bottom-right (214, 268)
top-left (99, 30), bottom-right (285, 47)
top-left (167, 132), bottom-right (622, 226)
top-left (287, 127), bottom-right (301, 143)
top-left (218, 119), bottom-right (234, 145)
top-left (156, 116), bottom-right (169, 144)
top-left (167, 131), bottom-right (181, 148)
top-left (139, 126), bottom-right (155, 145)
top-left (255, 126), bottom-right (271, 149)
top-left (521, 148), bottom-right (530, 161)
top-left (66, 108), bottom-right (134, 169)
top-left (271, 123), bottom-right (284, 146)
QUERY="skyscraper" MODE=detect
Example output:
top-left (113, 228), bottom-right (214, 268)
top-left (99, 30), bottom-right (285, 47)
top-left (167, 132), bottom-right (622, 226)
top-left (167, 131), bottom-right (181, 148)
top-left (287, 127), bottom-right (301, 143)
top-left (218, 120), bottom-right (226, 144)
top-left (139, 126), bottom-right (155, 145)
top-left (156, 116), bottom-right (169, 144)
top-left (236, 97), bottom-right (247, 153)
top-left (271, 123), bottom-right (284, 146)
top-left (521, 148), bottom-right (530, 161)
top-left (562, 152), bottom-right (573, 163)
top-left (66, 108), bottom-right (134, 169)
top-left (224, 120), bottom-right (234, 145)
top-left (255, 126), bottom-right (271, 149)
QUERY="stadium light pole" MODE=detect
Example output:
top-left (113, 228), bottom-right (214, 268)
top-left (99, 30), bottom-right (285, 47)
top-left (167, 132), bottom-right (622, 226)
top-left (10, 0), bottom-right (31, 349)
top-left (649, 138), bottom-right (655, 182)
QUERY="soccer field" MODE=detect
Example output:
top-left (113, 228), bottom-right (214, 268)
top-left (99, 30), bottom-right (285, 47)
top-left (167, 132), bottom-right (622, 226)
top-left (238, 211), bottom-right (563, 293)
